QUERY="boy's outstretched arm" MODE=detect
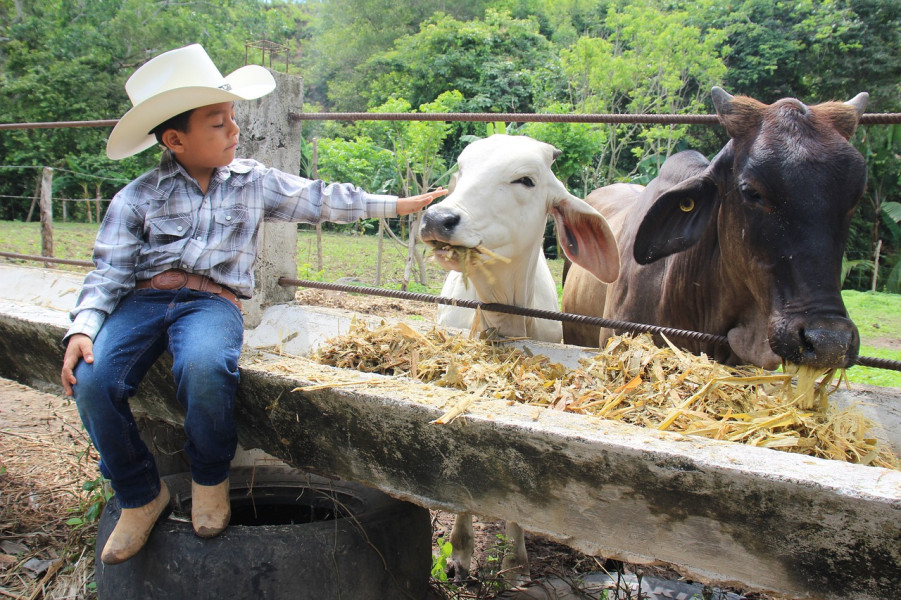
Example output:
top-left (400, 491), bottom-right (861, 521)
top-left (396, 188), bottom-right (448, 215)
top-left (61, 334), bottom-right (94, 397)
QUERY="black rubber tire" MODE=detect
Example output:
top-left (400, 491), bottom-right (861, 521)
top-left (95, 467), bottom-right (432, 600)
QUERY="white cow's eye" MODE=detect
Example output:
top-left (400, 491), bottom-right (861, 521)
top-left (512, 176), bottom-right (535, 188)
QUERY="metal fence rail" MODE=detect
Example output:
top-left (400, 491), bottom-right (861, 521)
top-left (1, 251), bottom-right (898, 371)
top-left (4, 111), bottom-right (901, 130)
top-left (2, 108), bottom-right (899, 373)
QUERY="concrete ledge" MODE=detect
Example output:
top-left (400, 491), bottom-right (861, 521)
top-left (1, 264), bottom-right (899, 599)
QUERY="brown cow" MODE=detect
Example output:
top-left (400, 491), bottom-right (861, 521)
top-left (562, 87), bottom-right (869, 370)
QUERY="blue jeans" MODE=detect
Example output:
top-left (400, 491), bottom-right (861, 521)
top-left (73, 288), bottom-right (243, 508)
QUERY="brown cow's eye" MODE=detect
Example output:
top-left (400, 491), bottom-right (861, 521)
top-left (512, 176), bottom-right (535, 188)
top-left (740, 183), bottom-right (766, 207)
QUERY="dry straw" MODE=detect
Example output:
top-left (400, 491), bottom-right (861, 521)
top-left (430, 244), bottom-right (512, 287)
top-left (315, 320), bottom-right (899, 469)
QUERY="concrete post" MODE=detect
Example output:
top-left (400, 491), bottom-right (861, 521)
top-left (236, 69), bottom-right (304, 329)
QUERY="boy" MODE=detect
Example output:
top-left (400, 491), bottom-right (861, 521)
top-left (59, 44), bottom-right (445, 565)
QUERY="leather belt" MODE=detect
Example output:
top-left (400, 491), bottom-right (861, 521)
top-left (135, 269), bottom-right (242, 310)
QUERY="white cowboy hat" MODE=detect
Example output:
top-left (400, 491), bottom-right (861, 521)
top-left (106, 44), bottom-right (276, 160)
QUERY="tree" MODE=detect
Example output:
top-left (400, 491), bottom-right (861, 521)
top-left (0, 0), bottom-right (306, 218)
top-left (559, 2), bottom-right (727, 184)
top-left (367, 10), bottom-right (567, 115)
top-left (855, 124), bottom-right (901, 292)
top-left (690, 0), bottom-right (901, 108)
top-left (519, 103), bottom-right (606, 196)
top-left (688, 0), bottom-right (901, 292)
top-left (317, 137), bottom-right (396, 199)
top-left (0, 0), bottom-right (309, 221)
top-left (317, 92), bottom-right (461, 287)
top-left (359, 92), bottom-right (461, 288)
top-left (301, 0), bottom-right (493, 111)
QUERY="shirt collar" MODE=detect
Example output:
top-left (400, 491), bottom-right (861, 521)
top-left (155, 150), bottom-right (234, 187)
top-left (156, 150), bottom-right (181, 186)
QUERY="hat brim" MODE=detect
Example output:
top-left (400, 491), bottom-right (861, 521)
top-left (106, 64), bottom-right (275, 160)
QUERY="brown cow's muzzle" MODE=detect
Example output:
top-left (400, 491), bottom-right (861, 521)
top-left (769, 314), bottom-right (860, 369)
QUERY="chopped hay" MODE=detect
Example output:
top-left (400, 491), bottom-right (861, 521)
top-left (314, 321), bottom-right (899, 470)
top-left (428, 244), bottom-right (511, 287)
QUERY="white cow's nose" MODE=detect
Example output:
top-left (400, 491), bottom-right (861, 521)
top-left (420, 207), bottom-right (462, 240)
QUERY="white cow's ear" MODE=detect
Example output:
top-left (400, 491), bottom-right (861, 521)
top-left (553, 194), bottom-right (620, 284)
top-left (447, 172), bottom-right (459, 194)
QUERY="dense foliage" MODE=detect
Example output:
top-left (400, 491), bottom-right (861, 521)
top-left (1, 0), bottom-right (899, 290)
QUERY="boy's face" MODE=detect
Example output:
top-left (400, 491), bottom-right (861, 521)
top-left (166, 102), bottom-right (240, 175)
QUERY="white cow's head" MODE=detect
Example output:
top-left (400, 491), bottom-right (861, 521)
top-left (419, 134), bottom-right (619, 285)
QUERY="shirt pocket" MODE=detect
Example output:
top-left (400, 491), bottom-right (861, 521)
top-left (214, 204), bottom-right (249, 228)
top-left (148, 214), bottom-right (193, 246)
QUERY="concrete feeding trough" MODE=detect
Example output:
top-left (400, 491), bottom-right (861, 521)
top-left (0, 263), bottom-right (899, 600)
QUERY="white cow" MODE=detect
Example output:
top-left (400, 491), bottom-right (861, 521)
top-left (418, 134), bottom-right (619, 584)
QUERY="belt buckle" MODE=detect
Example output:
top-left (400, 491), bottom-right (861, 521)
top-left (153, 270), bottom-right (189, 290)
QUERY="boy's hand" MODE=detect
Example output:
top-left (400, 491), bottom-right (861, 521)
top-left (396, 188), bottom-right (448, 215)
top-left (61, 334), bottom-right (94, 397)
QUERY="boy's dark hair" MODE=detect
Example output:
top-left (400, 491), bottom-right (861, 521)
top-left (150, 109), bottom-right (195, 145)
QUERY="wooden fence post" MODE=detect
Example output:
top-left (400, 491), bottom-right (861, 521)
top-left (312, 137), bottom-right (323, 272)
top-left (95, 183), bottom-right (102, 223)
top-left (40, 167), bottom-right (53, 268)
top-left (872, 239), bottom-right (882, 292)
top-left (25, 173), bottom-right (40, 223)
top-left (235, 69), bottom-right (303, 329)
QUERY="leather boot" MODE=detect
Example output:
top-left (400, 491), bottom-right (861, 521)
top-left (192, 478), bottom-right (231, 538)
top-left (101, 481), bottom-right (171, 565)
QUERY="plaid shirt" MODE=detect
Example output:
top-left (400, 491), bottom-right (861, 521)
top-left (67, 150), bottom-right (396, 340)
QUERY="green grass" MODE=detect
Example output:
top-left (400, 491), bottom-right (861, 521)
top-left (1, 220), bottom-right (897, 386)
top-left (841, 290), bottom-right (901, 387)
top-left (295, 227), bottom-right (452, 292)
top-left (295, 227), bottom-right (569, 294)
top-left (0, 221), bottom-right (98, 271)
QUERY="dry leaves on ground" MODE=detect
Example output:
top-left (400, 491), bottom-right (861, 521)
top-left (0, 379), bottom-right (101, 600)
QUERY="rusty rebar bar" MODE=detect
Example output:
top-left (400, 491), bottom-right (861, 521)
top-left (1, 243), bottom-right (898, 372)
top-left (3, 111), bottom-right (901, 131)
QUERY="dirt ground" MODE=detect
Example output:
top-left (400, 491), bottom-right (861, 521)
top-left (0, 288), bottom-right (780, 599)
top-left (0, 377), bottom-right (99, 599)
top-left (0, 289), bottom-right (608, 599)
top-left (0, 376), bottom-right (614, 598)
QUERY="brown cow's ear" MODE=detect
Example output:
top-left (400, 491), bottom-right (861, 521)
top-left (711, 86), bottom-right (764, 140)
top-left (633, 172), bottom-right (720, 265)
top-left (552, 193), bottom-right (620, 284)
top-left (814, 92), bottom-right (869, 140)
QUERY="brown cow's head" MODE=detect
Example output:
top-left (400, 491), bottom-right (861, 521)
top-left (633, 87), bottom-right (868, 369)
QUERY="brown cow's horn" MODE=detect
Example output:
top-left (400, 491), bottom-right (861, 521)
top-left (845, 92), bottom-right (869, 119)
top-left (710, 86), bottom-right (734, 112)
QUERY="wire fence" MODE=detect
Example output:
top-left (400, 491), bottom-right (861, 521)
top-left (0, 248), bottom-right (897, 371)
top-left (2, 110), bottom-right (900, 197)
top-left (1, 111), bottom-right (899, 372)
